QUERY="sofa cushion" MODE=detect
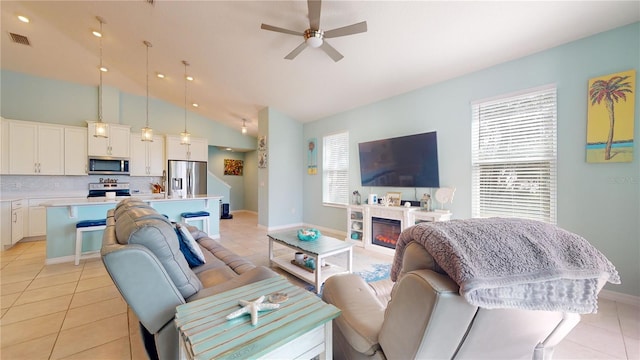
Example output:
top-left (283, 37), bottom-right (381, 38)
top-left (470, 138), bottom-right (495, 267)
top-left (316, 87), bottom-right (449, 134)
top-left (198, 237), bottom-right (255, 274)
top-left (113, 202), bottom-right (203, 299)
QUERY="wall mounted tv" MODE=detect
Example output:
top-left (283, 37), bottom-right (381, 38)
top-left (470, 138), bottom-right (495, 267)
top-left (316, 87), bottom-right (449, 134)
top-left (358, 131), bottom-right (440, 188)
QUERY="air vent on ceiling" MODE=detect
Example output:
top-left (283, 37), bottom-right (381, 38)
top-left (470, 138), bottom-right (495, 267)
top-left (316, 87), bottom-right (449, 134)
top-left (9, 32), bottom-right (30, 46)
top-left (146, 0), bottom-right (154, 5)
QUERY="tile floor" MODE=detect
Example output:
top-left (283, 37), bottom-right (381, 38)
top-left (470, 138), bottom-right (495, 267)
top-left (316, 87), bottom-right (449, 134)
top-left (1, 211), bottom-right (638, 359)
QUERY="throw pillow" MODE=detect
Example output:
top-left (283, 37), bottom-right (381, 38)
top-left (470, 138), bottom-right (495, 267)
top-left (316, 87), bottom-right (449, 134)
top-left (174, 226), bottom-right (205, 268)
top-left (178, 223), bottom-right (206, 264)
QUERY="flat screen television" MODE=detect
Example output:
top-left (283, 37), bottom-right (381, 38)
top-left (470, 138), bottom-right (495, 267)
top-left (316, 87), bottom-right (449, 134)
top-left (358, 131), bottom-right (440, 188)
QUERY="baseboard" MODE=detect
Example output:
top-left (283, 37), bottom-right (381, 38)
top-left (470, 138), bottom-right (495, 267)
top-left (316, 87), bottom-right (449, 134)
top-left (599, 289), bottom-right (640, 306)
top-left (45, 251), bottom-right (100, 265)
top-left (302, 223), bottom-right (346, 239)
top-left (231, 209), bottom-right (257, 215)
top-left (267, 222), bottom-right (305, 232)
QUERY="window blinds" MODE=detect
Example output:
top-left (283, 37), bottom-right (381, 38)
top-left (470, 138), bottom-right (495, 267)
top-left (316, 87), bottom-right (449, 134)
top-left (472, 86), bottom-right (557, 224)
top-left (323, 131), bottom-right (349, 205)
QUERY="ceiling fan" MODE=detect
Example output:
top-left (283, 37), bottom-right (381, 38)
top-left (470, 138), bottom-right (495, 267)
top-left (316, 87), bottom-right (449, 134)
top-left (261, 0), bottom-right (367, 62)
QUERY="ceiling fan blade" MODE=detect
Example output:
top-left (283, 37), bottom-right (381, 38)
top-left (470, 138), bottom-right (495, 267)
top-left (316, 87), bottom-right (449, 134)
top-left (285, 42), bottom-right (308, 60)
top-left (320, 41), bottom-right (344, 62)
top-left (308, 0), bottom-right (321, 30)
top-left (324, 21), bottom-right (368, 38)
top-left (261, 23), bottom-right (304, 36)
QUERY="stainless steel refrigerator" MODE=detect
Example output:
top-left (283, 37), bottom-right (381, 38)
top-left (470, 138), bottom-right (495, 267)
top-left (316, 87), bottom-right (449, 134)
top-left (167, 160), bottom-right (207, 197)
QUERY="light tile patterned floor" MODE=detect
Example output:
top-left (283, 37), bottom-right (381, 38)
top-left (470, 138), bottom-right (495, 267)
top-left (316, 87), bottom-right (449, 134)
top-left (1, 211), bottom-right (638, 359)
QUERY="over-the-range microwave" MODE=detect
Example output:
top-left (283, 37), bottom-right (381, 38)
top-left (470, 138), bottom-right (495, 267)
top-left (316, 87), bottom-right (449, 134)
top-left (88, 156), bottom-right (130, 175)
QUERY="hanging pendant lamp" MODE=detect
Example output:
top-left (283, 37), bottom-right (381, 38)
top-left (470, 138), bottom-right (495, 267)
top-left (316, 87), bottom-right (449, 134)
top-left (94, 16), bottom-right (108, 138)
top-left (241, 119), bottom-right (248, 135)
top-left (180, 60), bottom-right (191, 145)
top-left (141, 40), bottom-right (154, 142)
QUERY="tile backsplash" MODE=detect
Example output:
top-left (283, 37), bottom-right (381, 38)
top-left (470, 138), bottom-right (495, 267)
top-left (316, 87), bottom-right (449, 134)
top-left (0, 175), bottom-right (162, 198)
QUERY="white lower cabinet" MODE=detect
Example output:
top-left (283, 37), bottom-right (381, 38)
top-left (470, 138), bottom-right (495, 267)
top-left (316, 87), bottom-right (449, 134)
top-left (26, 199), bottom-right (48, 237)
top-left (2, 200), bottom-right (25, 248)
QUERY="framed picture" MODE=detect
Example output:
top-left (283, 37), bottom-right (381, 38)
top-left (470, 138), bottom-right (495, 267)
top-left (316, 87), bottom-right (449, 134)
top-left (224, 159), bottom-right (243, 175)
top-left (386, 192), bottom-right (402, 206)
top-left (586, 69), bottom-right (635, 163)
top-left (258, 150), bottom-right (267, 168)
top-left (258, 135), bottom-right (267, 151)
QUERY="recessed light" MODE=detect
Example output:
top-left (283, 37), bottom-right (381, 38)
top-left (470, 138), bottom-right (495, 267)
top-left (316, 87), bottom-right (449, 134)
top-left (99, 66), bottom-right (108, 72)
top-left (156, 72), bottom-right (165, 79)
top-left (192, 103), bottom-right (199, 108)
top-left (92, 30), bottom-right (102, 38)
top-left (226, 148), bottom-right (232, 151)
top-left (17, 15), bottom-right (30, 23)
top-left (186, 76), bottom-right (194, 81)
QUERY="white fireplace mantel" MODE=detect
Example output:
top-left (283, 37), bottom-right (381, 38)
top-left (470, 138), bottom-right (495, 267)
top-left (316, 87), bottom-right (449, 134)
top-left (348, 204), bottom-right (451, 255)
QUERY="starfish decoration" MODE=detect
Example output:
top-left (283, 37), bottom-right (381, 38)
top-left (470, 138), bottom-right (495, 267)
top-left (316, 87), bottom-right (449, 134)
top-left (225, 295), bottom-right (280, 326)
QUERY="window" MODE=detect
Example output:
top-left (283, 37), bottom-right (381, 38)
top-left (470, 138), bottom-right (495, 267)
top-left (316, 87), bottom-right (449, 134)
top-left (323, 131), bottom-right (349, 205)
top-left (472, 86), bottom-right (557, 224)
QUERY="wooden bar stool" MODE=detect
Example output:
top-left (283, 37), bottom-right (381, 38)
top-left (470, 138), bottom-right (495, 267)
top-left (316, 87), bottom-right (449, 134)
top-left (180, 211), bottom-right (210, 234)
top-left (75, 219), bottom-right (107, 265)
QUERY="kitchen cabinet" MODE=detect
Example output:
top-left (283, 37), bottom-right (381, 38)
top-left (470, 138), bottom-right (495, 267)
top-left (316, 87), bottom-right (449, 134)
top-left (65, 127), bottom-right (88, 175)
top-left (165, 135), bottom-right (208, 162)
top-left (130, 133), bottom-right (165, 176)
top-left (87, 122), bottom-right (131, 157)
top-left (8, 120), bottom-right (65, 175)
top-left (26, 198), bottom-right (48, 237)
top-left (1, 118), bottom-right (8, 174)
top-left (11, 200), bottom-right (24, 246)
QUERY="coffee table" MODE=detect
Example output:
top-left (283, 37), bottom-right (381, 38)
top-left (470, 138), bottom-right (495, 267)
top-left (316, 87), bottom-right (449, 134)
top-left (175, 276), bottom-right (340, 359)
top-left (268, 230), bottom-right (354, 294)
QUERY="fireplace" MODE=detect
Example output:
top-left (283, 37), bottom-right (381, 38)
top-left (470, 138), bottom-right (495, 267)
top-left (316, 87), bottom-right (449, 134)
top-left (371, 217), bottom-right (401, 250)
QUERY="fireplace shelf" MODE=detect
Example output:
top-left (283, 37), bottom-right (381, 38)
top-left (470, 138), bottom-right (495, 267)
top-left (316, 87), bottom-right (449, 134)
top-left (346, 204), bottom-right (451, 255)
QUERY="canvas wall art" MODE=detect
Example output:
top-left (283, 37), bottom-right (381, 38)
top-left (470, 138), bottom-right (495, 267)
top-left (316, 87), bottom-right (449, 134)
top-left (307, 138), bottom-right (317, 175)
top-left (586, 69), bottom-right (636, 163)
top-left (224, 159), bottom-right (244, 175)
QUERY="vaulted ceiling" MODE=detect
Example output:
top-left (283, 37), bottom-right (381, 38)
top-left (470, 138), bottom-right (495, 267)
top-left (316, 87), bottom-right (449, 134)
top-left (2, 1), bottom-right (639, 136)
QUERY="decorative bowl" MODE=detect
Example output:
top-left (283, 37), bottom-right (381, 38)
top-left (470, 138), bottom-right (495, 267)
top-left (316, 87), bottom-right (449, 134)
top-left (297, 228), bottom-right (321, 241)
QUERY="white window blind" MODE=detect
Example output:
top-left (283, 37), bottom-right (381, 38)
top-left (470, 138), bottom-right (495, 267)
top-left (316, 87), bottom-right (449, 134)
top-left (472, 86), bottom-right (557, 224)
top-left (323, 131), bottom-right (349, 205)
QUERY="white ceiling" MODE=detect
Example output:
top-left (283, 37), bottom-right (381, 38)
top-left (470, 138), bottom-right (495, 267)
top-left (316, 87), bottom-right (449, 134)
top-left (2, 1), bottom-right (639, 136)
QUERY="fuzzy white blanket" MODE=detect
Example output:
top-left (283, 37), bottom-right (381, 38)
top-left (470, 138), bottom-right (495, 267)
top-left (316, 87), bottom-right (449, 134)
top-left (390, 218), bottom-right (620, 314)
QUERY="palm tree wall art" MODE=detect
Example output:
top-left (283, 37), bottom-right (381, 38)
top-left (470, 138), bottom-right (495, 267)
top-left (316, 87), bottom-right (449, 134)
top-left (586, 69), bottom-right (636, 163)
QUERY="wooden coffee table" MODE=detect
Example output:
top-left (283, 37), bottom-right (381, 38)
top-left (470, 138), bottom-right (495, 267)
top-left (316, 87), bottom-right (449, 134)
top-left (268, 230), bottom-right (354, 294)
top-left (175, 276), bottom-right (340, 359)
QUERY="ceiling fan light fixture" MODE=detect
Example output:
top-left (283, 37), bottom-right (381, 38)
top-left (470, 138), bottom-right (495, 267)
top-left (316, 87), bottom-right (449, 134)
top-left (304, 29), bottom-right (323, 48)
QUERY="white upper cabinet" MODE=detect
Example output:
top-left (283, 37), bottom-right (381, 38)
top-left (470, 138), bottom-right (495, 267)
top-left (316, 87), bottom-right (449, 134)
top-left (165, 135), bottom-right (208, 162)
top-left (8, 120), bottom-right (64, 175)
top-left (130, 133), bottom-right (165, 176)
top-left (64, 127), bottom-right (88, 175)
top-left (87, 122), bottom-right (130, 157)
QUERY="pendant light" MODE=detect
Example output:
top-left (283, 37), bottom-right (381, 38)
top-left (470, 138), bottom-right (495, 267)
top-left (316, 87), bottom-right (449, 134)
top-left (94, 16), bottom-right (108, 138)
top-left (241, 119), bottom-right (248, 135)
top-left (180, 60), bottom-right (191, 145)
top-left (141, 40), bottom-right (153, 142)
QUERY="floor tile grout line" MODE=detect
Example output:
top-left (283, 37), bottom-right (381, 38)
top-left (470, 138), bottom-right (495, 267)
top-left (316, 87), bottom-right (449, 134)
top-left (48, 261), bottom-right (84, 360)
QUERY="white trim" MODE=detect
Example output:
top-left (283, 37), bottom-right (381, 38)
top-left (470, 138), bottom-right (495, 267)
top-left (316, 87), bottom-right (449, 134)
top-left (45, 251), bottom-right (100, 265)
top-left (599, 289), bottom-right (640, 307)
top-left (302, 223), bottom-right (347, 239)
top-left (267, 222), bottom-right (305, 232)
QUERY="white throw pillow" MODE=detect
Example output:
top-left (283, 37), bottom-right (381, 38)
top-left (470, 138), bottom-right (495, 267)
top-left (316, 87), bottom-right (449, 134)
top-left (177, 223), bottom-right (206, 264)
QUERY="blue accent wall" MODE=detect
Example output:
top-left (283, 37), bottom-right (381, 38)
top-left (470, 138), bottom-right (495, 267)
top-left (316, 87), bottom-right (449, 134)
top-left (303, 22), bottom-right (640, 296)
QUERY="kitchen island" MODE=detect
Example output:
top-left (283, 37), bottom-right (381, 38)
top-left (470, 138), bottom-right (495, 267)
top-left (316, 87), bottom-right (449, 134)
top-left (43, 195), bottom-right (222, 264)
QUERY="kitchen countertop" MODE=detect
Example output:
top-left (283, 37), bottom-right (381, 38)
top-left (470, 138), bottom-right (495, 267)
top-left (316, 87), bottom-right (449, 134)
top-left (43, 194), bottom-right (222, 207)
